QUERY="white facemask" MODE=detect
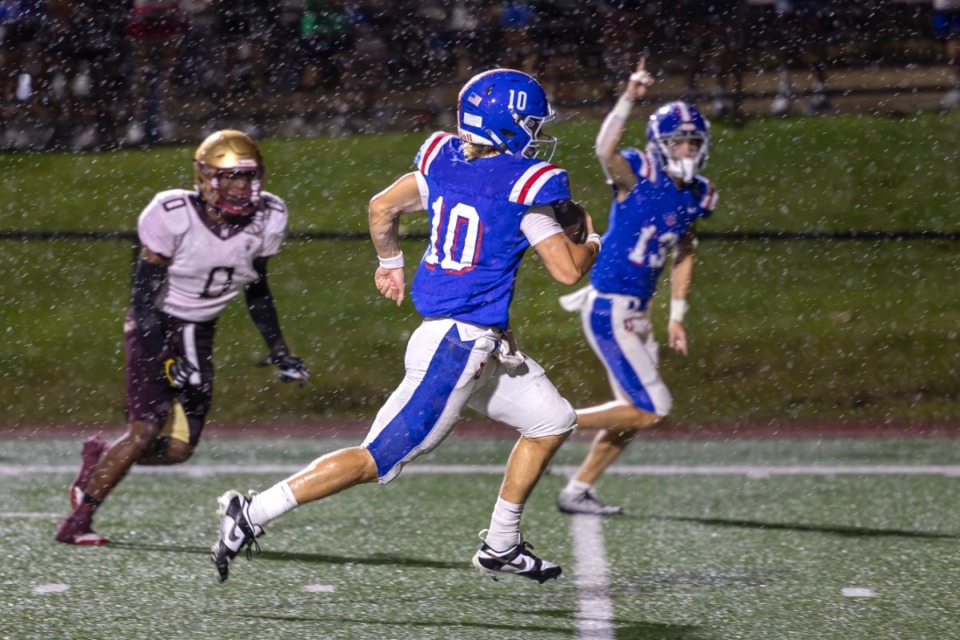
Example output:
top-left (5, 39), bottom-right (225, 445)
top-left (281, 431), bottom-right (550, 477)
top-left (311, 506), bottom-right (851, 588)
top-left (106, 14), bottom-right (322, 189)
top-left (665, 157), bottom-right (698, 183)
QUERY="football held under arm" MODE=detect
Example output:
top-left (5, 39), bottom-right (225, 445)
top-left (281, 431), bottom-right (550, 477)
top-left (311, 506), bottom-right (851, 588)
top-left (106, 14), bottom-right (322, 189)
top-left (523, 205), bottom-right (600, 286)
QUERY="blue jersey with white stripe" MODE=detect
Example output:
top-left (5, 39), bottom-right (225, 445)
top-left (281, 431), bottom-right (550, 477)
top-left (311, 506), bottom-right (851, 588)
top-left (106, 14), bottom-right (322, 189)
top-left (410, 132), bottom-right (572, 329)
top-left (591, 148), bottom-right (717, 300)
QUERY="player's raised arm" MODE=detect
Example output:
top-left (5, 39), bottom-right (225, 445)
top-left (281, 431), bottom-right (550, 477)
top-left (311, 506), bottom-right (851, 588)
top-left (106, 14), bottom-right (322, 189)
top-left (596, 58), bottom-right (654, 194)
top-left (368, 172), bottom-right (424, 306)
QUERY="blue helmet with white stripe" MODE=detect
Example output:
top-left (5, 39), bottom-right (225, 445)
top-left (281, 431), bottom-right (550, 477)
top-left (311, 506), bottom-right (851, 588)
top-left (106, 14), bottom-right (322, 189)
top-left (646, 101), bottom-right (710, 183)
top-left (457, 69), bottom-right (557, 161)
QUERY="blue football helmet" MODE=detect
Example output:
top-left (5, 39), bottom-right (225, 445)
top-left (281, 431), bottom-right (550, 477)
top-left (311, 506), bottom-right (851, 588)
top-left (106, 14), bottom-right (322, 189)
top-left (457, 69), bottom-right (557, 161)
top-left (646, 101), bottom-right (710, 183)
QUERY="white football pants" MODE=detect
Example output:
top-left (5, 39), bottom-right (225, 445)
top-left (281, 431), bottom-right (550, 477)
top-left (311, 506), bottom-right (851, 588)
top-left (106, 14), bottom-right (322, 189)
top-left (363, 317), bottom-right (575, 483)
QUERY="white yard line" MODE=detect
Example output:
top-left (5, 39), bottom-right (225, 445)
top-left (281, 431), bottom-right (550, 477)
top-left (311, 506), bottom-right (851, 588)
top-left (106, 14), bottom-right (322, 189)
top-left (5, 463), bottom-right (960, 477)
top-left (6, 461), bottom-right (958, 638)
top-left (570, 514), bottom-right (614, 640)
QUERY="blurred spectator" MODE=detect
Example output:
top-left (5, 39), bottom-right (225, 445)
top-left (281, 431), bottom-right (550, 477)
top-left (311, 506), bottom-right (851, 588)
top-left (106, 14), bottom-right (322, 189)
top-left (299, 0), bottom-right (352, 91)
top-left (536, 0), bottom-right (600, 106)
top-left (334, 1), bottom-right (388, 131)
top-left (178, 0), bottom-right (220, 97)
top-left (597, 0), bottom-right (655, 88)
top-left (209, 0), bottom-right (280, 136)
top-left (123, 0), bottom-right (187, 144)
top-left (61, 0), bottom-right (127, 149)
top-left (0, 0), bottom-right (45, 149)
top-left (934, 0), bottom-right (960, 109)
top-left (497, 0), bottom-right (537, 75)
top-left (216, 0), bottom-right (276, 93)
top-left (447, 0), bottom-right (489, 82)
top-left (677, 0), bottom-right (740, 118)
top-left (397, 0), bottom-right (453, 126)
top-left (31, 0), bottom-right (81, 150)
top-left (766, 0), bottom-right (835, 116)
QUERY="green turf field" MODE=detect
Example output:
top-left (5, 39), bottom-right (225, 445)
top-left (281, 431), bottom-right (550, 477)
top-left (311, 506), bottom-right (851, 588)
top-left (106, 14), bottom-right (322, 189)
top-left (4, 435), bottom-right (960, 639)
top-left (1, 113), bottom-right (958, 426)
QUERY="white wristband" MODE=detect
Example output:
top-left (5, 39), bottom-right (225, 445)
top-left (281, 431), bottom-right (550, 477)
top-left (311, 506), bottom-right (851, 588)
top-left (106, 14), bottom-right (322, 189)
top-left (586, 233), bottom-right (602, 251)
top-left (669, 298), bottom-right (687, 324)
top-left (378, 252), bottom-right (404, 270)
top-left (613, 96), bottom-right (633, 120)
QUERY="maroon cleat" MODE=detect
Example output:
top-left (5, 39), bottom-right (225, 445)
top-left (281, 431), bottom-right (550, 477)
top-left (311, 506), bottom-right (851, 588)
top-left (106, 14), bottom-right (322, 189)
top-left (55, 513), bottom-right (109, 546)
top-left (70, 436), bottom-right (109, 510)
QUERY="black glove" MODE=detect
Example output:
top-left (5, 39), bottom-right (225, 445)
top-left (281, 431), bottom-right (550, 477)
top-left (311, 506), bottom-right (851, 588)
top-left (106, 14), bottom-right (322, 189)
top-left (259, 351), bottom-right (309, 387)
top-left (164, 356), bottom-right (198, 389)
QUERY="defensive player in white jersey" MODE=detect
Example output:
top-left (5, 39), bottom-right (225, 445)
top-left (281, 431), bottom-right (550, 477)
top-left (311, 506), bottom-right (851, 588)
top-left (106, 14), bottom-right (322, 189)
top-left (211, 69), bottom-right (601, 584)
top-left (557, 61), bottom-right (718, 516)
top-left (55, 130), bottom-right (309, 545)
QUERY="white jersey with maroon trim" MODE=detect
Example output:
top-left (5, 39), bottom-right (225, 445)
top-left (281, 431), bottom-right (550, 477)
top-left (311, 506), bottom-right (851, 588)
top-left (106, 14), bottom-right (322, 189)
top-left (137, 188), bottom-right (288, 322)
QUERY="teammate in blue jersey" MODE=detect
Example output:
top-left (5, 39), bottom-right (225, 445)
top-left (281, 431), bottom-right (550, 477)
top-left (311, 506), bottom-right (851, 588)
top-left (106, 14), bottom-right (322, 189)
top-left (211, 69), bottom-right (601, 584)
top-left (557, 60), bottom-right (718, 516)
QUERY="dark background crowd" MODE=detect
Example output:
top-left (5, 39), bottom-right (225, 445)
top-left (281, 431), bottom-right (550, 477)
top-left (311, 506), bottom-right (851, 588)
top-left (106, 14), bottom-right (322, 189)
top-left (1, 0), bottom-right (958, 151)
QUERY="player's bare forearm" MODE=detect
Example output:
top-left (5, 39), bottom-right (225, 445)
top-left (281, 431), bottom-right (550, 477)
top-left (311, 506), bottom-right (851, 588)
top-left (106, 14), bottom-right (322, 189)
top-left (369, 173), bottom-right (421, 307)
top-left (535, 232), bottom-right (599, 286)
top-left (368, 172), bottom-right (422, 259)
top-left (671, 235), bottom-right (696, 301)
top-left (671, 252), bottom-right (694, 301)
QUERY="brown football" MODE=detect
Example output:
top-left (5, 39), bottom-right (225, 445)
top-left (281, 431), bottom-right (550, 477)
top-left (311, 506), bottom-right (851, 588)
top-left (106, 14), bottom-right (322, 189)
top-left (552, 199), bottom-right (588, 244)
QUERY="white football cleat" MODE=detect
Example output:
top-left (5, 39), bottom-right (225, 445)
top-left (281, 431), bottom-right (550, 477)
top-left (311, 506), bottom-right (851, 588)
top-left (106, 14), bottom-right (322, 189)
top-left (211, 490), bottom-right (264, 582)
top-left (472, 531), bottom-right (561, 584)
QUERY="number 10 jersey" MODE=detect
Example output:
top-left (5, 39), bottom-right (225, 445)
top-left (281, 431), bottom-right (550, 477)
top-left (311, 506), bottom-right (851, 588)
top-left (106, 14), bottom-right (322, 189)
top-left (410, 132), bottom-right (571, 330)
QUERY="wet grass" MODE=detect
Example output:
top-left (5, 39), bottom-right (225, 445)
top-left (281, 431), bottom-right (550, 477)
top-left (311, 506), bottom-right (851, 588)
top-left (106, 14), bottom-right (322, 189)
top-left (1, 114), bottom-right (958, 426)
top-left (4, 436), bottom-right (960, 639)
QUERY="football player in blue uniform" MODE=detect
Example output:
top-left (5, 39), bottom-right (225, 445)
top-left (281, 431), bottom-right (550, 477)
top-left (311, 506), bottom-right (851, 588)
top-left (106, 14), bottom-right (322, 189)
top-left (557, 60), bottom-right (718, 516)
top-left (211, 69), bottom-right (601, 584)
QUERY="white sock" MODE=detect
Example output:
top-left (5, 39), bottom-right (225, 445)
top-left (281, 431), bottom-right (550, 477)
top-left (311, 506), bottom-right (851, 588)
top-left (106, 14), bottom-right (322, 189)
top-left (247, 481), bottom-right (298, 528)
top-left (483, 497), bottom-right (524, 552)
top-left (562, 479), bottom-right (592, 496)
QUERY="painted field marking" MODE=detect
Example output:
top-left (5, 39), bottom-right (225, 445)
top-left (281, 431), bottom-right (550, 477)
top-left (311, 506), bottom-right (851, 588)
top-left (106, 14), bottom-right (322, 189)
top-left (570, 514), bottom-right (614, 640)
top-left (5, 463), bottom-right (960, 477)
top-left (5, 461), bottom-right (951, 638)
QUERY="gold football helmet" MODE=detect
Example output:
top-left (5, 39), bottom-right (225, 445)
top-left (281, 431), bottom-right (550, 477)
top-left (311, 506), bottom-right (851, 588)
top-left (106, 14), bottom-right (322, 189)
top-left (194, 130), bottom-right (265, 216)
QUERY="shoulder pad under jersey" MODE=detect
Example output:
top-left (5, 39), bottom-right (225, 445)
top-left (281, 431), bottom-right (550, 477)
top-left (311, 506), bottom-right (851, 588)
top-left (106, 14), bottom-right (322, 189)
top-left (693, 176), bottom-right (718, 214)
top-left (415, 131), bottom-right (458, 176)
top-left (508, 160), bottom-right (570, 206)
top-left (621, 148), bottom-right (657, 184)
top-left (137, 189), bottom-right (194, 254)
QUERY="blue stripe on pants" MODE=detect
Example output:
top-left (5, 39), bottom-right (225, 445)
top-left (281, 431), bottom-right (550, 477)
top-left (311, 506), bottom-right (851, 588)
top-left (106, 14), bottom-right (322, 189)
top-left (367, 324), bottom-right (475, 478)
top-left (589, 296), bottom-right (656, 413)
